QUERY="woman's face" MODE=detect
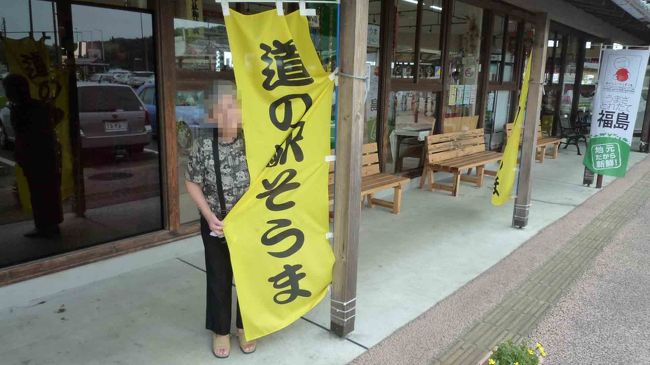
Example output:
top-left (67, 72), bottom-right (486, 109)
top-left (209, 93), bottom-right (242, 140)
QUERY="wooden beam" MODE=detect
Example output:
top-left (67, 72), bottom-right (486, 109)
top-left (154, 0), bottom-right (180, 231)
top-left (331, 0), bottom-right (369, 338)
top-left (477, 10), bottom-right (493, 130)
top-left (376, 0), bottom-right (395, 171)
top-left (513, 12), bottom-right (549, 229)
top-left (438, 0), bottom-right (454, 134)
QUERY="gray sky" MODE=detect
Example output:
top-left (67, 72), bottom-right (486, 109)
top-left (0, 0), bottom-right (153, 45)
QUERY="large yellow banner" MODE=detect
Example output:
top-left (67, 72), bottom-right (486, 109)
top-left (491, 52), bottom-right (532, 206)
top-left (2, 37), bottom-right (74, 211)
top-left (223, 10), bottom-right (335, 341)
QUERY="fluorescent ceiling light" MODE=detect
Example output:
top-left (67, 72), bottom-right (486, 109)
top-left (401, 0), bottom-right (442, 11)
top-left (585, 41), bottom-right (592, 49)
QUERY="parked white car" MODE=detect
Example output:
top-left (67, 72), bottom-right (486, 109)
top-left (78, 83), bottom-right (152, 152)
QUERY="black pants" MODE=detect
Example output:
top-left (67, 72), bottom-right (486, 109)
top-left (200, 217), bottom-right (243, 335)
top-left (24, 163), bottom-right (63, 230)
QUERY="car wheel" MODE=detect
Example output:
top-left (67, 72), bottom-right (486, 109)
top-left (0, 121), bottom-right (9, 150)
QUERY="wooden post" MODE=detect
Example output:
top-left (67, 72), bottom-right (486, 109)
top-left (153, 0), bottom-right (180, 231)
top-left (513, 12), bottom-right (549, 229)
top-left (331, 0), bottom-right (369, 337)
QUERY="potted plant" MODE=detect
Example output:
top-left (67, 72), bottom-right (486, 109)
top-left (479, 340), bottom-right (546, 365)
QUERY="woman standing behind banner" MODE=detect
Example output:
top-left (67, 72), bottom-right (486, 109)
top-left (184, 81), bottom-right (257, 358)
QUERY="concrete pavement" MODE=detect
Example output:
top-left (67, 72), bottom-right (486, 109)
top-left (0, 146), bottom-right (647, 365)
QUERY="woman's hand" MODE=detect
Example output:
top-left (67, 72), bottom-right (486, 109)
top-left (205, 212), bottom-right (224, 236)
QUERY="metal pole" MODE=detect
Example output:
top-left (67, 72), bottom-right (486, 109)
top-left (52, 2), bottom-right (60, 64)
top-left (28, 0), bottom-right (34, 38)
top-left (140, 13), bottom-right (149, 71)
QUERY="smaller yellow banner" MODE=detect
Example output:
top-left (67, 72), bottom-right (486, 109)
top-left (2, 37), bottom-right (74, 212)
top-left (491, 52), bottom-right (532, 206)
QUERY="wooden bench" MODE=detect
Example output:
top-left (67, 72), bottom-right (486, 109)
top-left (505, 122), bottom-right (562, 163)
top-left (419, 128), bottom-right (502, 196)
top-left (329, 143), bottom-right (410, 214)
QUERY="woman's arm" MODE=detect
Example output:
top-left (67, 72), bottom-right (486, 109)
top-left (185, 180), bottom-right (224, 235)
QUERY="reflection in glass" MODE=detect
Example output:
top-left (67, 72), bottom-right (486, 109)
top-left (418, 0), bottom-right (443, 80)
top-left (0, 1), bottom-right (162, 269)
top-left (392, 0), bottom-right (418, 78)
top-left (389, 90), bottom-right (438, 173)
top-left (489, 16), bottom-right (505, 82)
top-left (365, 0), bottom-right (382, 143)
top-left (503, 19), bottom-right (518, 82)
top-left (560, 36), bottom-right (578, 117)
top-left (444, 1), bottom-right (483, 132)
top-left (485, 90), bottom-right (512, 150)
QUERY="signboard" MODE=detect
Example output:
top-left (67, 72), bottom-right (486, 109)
top-left (584, 48), bottom-right (650, 176)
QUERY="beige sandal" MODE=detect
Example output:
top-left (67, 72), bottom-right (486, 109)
top-left (237, 329), bottom-right (257, 354)
top-left (212, 334), bottom-right (231, 359)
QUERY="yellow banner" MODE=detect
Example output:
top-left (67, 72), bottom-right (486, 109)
top-left (223, 10), bottom-right (335, 341)
top-left (491, 52), bottom-right (532, 206)
top-left (2, 37), bottom-right (74, 211)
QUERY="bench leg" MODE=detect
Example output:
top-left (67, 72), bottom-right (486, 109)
top-left (538, 146), bottom-right (546, 163)
top-left (367, 193), bottom-right (374, 208)
top-left (452, 171), bottom-right (461, 197)
top-left (476, 166), bottom-right (485, 188)
top-left (552, 143), bottom-right (560, 158)
top-left (392, 186), bottom-right (402, 214)
top-left (419, 166), bottom-right (426, 189)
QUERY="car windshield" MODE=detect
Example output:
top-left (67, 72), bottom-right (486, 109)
top-left (176, 91), bottom-right (204, 107)
top-left (78, 86), bottom-right (142, 112)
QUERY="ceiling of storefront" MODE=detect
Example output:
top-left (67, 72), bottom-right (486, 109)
top-left (564, 0), bottom-right (650, 42)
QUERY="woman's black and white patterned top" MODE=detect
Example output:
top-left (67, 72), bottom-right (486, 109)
top-left (185, 129), bottom-right (250, 217)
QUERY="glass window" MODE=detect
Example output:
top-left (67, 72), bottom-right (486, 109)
top-left (577, 42), bottom-right (600, 126)
top-left (485, 90), bottom-right (512, 150)
top-left (444, 1), bottom-right (483, 132)
top-left (503, 19), bottom-right (518, 82)
top-left (559, 36), bottom-right (578, 118)
top-left (365, 1), bottom-right (382, 143)
top-left (388, 90), bottom-right (438, 173)
top-left (0, 1), bottom-right (163, 270)
top-left (418, 0), bottom-right (443, 80)
top-left (489, 15), bottom-right (505, 82)
top-left (392, 0), bottom-right (418, 79)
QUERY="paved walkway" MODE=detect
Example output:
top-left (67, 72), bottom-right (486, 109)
top-left (1, 148), bottom-right (647, 365)
top-left (352, 156), bottom-right (650, 365)
top-left (531, 188), bottom-right (650, 363)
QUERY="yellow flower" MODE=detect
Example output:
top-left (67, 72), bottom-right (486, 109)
top-left (514, 362), bottom-right (519, 365)
top-left (488, 359), bottom-right (496, 365)
top-left (528, 348), bottom-right (535, 356)
top-left (536, 342), bottom-right (547, 357)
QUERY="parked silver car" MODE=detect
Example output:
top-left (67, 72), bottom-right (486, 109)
top-left (78, 83), bottom-right (152, 152)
